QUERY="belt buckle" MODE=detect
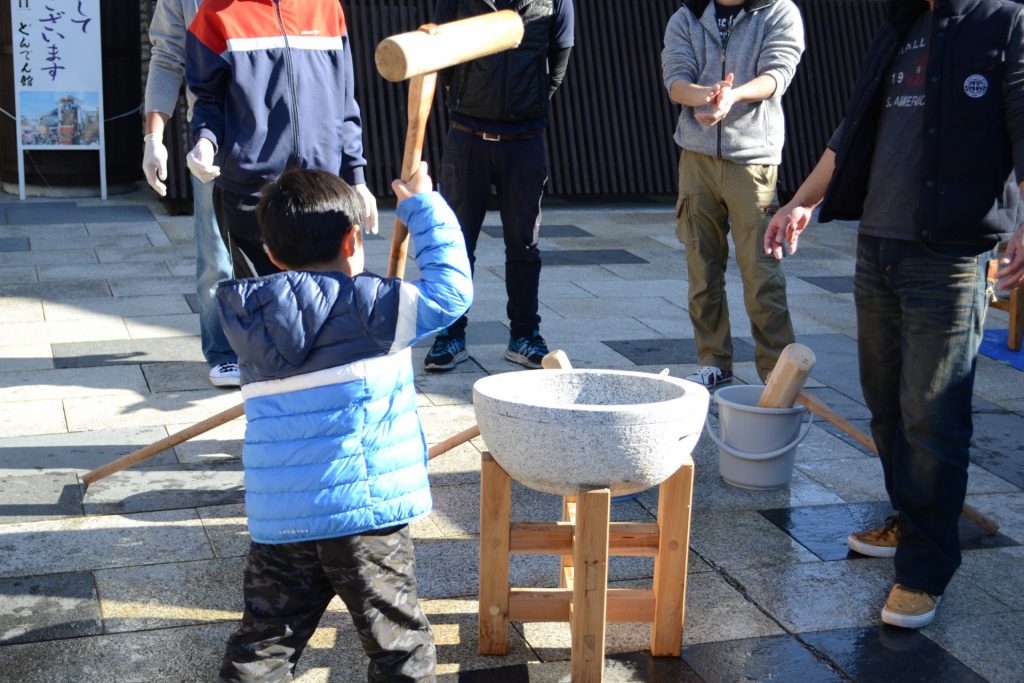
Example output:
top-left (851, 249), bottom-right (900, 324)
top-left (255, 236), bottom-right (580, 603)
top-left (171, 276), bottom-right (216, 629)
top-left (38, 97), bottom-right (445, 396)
top-left (481, 132), bottom-right (501, 142)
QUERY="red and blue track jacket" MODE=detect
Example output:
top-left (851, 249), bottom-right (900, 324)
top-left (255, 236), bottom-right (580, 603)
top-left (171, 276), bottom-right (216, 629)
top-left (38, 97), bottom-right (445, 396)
top-left (186, 0), bottom-right (366, 197)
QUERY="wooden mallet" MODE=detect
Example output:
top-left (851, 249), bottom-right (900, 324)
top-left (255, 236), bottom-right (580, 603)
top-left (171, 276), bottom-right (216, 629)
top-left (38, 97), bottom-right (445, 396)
top-left (375, 10), bottom-right (525, 278)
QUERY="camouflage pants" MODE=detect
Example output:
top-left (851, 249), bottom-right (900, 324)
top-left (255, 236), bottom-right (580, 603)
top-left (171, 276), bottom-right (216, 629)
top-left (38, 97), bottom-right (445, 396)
top-left (218, 525), bottom-right (436, 682)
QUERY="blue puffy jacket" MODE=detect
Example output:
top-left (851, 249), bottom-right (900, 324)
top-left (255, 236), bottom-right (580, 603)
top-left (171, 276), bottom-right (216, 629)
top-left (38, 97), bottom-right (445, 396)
top-left (216, 193), bottom-right (472, 544)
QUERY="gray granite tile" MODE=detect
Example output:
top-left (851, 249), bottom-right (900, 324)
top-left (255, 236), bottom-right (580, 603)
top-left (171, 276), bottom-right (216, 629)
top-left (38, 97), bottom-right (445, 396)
top-left (0, 343), bottom-right (53, 372)
top-left (483, 224), bottom-right (591, 238)
top-left (0, 399), bottom-right (67, 438)
top-left (683, 633), bottom-right (845, 683)
top-left (94, 556), bottom-right (246, 633)
top-left (543, 249), bottom-right (648, 266)
top-left (690, 509), bottom-right (819, 572)
top-left (38, 262), bottom-right (170, 281)
top-left (0, 572), bottom-right (101, 645)
top-left (543, 295), bottom-right (684, 320)
top-left (124, 313), bottom-right (199, 339)
top-left (5, 205), bottom-right (154, 226)
top-left (0, 621), bottom-right (232, 683)
top-left (83, 461), bottom-right (244, 515)
top-left (0, 427), bottom-right (174, 476)
top-left (0, 473), bottom-right (83, 524)
top-left (196, 503), bottom-right (250, 558)
top-left (29, 234), bottom-right (154, 251)
top-left (415, 370), bottom-right (484, 407)
top-left (0, 266), bottom-right (38, 284)
top-left (0, 366), bottom-right (148, 402)
top-left (169, 418), bottom-right (244, 465)
top-left (798, 276), bottom-right (855, 294)
top-left (52, 336), bottom-right (205, 368)
top-left (427, 441), bottom-right (483, 487)
top-left (970, 411), bottom-right (1024, 489)
top-left (0, 279), bottom-right (110, 300)
top-left (3, 318), bottom-right (131, 346)
top-left (0, 298), bottom-right (43, 323)
top-left (795, 424), bottom-right (872, 462)
top-left (958, 545), bottom-right (1024, 610)
top-left (540, 316), bottom-right (665, 343)
top-left (107, 276), bottom-right (196, 297)
top-left (0, 509), bottom-right (215, 578)
top-left (43, 295), bottom-right (191, 320)
top-left (605, 337), bottom-right (755, 366)
top-left (924, 609), bottom-right (1024, 683)
top-left (0, 237), bottom-right (30, 252)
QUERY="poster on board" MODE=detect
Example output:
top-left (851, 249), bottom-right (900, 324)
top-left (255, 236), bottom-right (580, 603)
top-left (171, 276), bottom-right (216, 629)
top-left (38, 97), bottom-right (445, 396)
top-left (9, 0), bottom-right (106, 198)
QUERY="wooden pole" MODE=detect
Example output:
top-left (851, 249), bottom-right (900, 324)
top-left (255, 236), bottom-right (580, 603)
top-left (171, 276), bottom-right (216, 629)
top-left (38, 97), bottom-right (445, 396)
top-left (795, 392), bottom-right (1000, 536)
top-left (81, 403), bottom-right (244, 485)
top-left (478, 452), bottom-right (513, 655)
top-left (650, 460), bottom-right (694, 656)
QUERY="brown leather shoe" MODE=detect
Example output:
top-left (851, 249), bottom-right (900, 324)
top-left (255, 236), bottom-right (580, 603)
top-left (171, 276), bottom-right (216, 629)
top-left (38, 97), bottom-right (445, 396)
top-left (848, 515), bottom-right (903, 557)
top-left (881, 584), bottom-right (940, 629)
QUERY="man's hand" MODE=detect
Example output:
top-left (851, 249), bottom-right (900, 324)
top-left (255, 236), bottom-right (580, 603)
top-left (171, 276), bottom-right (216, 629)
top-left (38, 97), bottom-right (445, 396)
top-left (764, 201), bottom-right (814, 260)
top-left (697, 73), bottom-right (736, 126)
top-left (186, 138), bottom-right (220, 183)
top-left (142, 133), bottom-right (169, 197)
top-left (995, 222), bottom-right (1024, 291)
top-left (391, 161), bottom-right (433, 205)
top-left (353, 183), bottom-right (379, 236)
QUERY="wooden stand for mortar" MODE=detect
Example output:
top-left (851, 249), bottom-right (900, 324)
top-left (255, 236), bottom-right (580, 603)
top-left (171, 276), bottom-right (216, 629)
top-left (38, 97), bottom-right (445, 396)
top-left (478, 451), bottom-right (694, 682)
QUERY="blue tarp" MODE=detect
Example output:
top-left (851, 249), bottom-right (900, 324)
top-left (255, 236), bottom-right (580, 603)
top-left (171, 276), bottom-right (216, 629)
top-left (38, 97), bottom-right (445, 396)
top-left (979, 329), bottom-right (1024, 372)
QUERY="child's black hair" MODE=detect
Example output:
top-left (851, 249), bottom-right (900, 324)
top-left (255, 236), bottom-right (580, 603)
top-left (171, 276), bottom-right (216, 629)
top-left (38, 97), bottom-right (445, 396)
top-left (257, 168), bottom-right (363, 268)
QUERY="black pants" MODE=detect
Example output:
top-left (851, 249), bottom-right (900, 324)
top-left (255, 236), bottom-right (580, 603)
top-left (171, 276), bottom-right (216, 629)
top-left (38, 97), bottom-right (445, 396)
top-left (218, 525), bottom-right (436, 682)
top-left (213, 186), bottom-right (282, 278)
top-left (439, 127), bottom-right (547, 339)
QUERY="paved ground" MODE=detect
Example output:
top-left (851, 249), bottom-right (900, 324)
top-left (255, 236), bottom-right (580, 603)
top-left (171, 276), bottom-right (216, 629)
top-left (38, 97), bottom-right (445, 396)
top-left (0, 185), bottom-right (1022, 683)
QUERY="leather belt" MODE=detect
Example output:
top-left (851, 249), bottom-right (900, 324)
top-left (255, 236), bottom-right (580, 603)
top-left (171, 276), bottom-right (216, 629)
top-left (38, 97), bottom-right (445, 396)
top-left (450, 121), bottom-right (540, 141)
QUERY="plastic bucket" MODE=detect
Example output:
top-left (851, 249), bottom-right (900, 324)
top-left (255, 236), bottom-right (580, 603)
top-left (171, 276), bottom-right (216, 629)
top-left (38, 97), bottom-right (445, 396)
top-left (707, 385), bottom-right (813, 490)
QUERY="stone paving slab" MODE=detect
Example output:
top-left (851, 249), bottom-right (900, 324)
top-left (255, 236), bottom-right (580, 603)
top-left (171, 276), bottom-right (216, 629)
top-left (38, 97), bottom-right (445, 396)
top-left (689, 509), bottom-right (819, 572)
top-left (0, 571), bottom-right (102, 646)
top-left (0, 509), bottom-right (214, 578)
top-left (923, 609), bottom-right (1024, 683)
top-left (0, 473), bottom-right (82, 524)
top-left (196, 503), bottom-right (249, 558)
top-left (605, 337), bottom-right (755, 366)
top-left (0, 427), bottom-right (174, 476)
top-left (0, 278), bottom-right (111, 301)
top-left (683, 633), bottom-right (846, 682)
top-left (1, 319), bottom-right (131, 347)
top-left (4, 205), bottom-right (154, 226)
top-left (969, 410), bottom-right (1024, 488)
top-left (0, 621), bottom-right (232, 683)
top-left (0, 299), bottom-right (44, 323)
top-left (62, 390), bottom-right (240, 432)
top-left (82, 461), bottom-right (244, 515)
top-left (0, 366), bottom-right (147, 402)
top-left (0, 266), bottom-right (39, 284)
top-left (107, 276), bottom-right (196, 297)
top-left (0, 343), bottom-right (53, 372)
top-left (29, 234), bottom-right (155, 251)
top-left (168, 418), bottom-right (244, 465)
top-left (42, 295), bottom-right (190, 320)
top-left (0, 237), bottom-right (30, 252)
top-left (0, 399), bottom-right (67, 438)
top-left (543, 295), bottom-right (684, 320)
top-left (52, 336), bottom-right (205, 368)
top-left (94, 556), bottom-right (246, 633)
top-left (124, 313), bottom-right (199, 340)
top-left (38, 262), bottom-right (170, 281)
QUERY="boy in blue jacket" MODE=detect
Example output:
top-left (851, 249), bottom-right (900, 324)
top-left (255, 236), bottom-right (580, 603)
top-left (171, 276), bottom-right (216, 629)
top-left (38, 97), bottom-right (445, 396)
top-left (215, 162), bottom-right (472, 682)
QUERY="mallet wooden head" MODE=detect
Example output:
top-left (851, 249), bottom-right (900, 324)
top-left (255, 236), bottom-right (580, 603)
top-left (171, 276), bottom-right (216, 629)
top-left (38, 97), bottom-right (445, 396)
top-left (375, 10), bottom-right (525, 82)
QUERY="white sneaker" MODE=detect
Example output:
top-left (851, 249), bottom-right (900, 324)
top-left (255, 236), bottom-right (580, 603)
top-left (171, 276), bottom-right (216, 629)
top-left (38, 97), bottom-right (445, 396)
top-left (684, 365), bottom-right (733, 388)
top-left (209, 362), bottom-right (240, 388)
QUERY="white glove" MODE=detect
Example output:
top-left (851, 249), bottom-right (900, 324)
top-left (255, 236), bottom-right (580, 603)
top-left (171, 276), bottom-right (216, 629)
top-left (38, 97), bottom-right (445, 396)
top-left (353, 183), bottom-right (378, 235)
top-left (186, 138), bottom-right (220, 183)
top-left (142, 133), bottom-right (168, 196)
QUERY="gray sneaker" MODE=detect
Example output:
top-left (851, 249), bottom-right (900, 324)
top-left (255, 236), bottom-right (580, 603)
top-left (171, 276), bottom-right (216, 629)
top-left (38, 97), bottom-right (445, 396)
top-left (684, 365), bottom-right (733, 388)
top-left (209, 362), bottom-right (240, 388)
top-left (504, 332), bottom-right (549, 369)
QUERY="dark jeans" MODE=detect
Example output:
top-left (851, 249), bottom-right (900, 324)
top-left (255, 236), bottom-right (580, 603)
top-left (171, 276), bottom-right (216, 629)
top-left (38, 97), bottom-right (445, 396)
top-left (854, 235), bottom-right (992, 596)
top-left (218, 525), bottom-right (436, 683)
top-left (439, 127), bottom-right (547, 339)
top-left (213, 186), bottom-right (282, 278)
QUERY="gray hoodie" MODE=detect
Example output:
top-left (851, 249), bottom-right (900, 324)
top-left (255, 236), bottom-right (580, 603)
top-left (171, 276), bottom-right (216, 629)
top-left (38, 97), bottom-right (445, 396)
top-left (144, 0), bottom-right (201, 119)
top-left (662, 0), bottom-right (804, 165)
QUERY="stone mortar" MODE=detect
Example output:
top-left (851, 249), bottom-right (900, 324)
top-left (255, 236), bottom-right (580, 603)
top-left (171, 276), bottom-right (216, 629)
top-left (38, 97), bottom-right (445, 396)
top-left (472, 369), bottom-right (710, 497)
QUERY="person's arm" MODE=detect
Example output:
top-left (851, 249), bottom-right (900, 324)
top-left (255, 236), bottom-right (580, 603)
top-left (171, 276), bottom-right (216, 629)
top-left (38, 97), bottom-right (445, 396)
top-left (662, 9), bottom-right (712, 107)
top-left (143, 0), bottom-right (187, 195)
top-left (387, 162), bottom-right (473, 350)
top-left (997, 11), bottom-right (1024, 290)
top-left (763, 148), bottom-right (836, 259)
top-left (548, 46), bottom-right (572, 98)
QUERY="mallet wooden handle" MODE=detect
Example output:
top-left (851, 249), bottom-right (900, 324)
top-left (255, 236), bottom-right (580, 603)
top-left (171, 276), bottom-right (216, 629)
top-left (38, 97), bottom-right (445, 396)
top-left (82, 403), bottom-right (245, 485)
top-left (759, 343), bottom-right (816, 408)
top-left (428, 425), bottom-right (480, 460)
top-left (387, 71), bottom-right (437, 279)
top-left (375, 11), bottom-right (525, 82)
top-left (795, 391), bottom-right (1000, 536)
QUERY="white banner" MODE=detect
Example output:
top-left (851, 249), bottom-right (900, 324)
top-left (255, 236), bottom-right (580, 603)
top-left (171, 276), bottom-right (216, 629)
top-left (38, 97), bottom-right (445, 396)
top-left (9, 0), bottom-right (106, 198)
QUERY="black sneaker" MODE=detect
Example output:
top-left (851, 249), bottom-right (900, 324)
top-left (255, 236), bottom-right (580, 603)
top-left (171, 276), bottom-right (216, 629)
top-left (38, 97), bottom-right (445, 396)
top-left (684, 365), bottom-right (733, 388)
top-left (504, 331), bottom-right (549, 369)
top-left (424, 334), bottom-right (468, 371)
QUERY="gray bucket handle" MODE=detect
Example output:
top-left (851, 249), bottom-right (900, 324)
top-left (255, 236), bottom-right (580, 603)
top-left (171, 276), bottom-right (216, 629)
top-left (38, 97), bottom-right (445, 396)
top-left (706, 411), bottom-right (814, 461)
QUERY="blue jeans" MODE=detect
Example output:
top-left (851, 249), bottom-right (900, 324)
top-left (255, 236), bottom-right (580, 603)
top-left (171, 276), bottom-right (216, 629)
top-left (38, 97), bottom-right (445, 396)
top-left (854, 235), bottom-right (992, 596)
top-left (193, 174), bottom-right (236, 367)
top-left (439, 127), bottom-right (547, 339)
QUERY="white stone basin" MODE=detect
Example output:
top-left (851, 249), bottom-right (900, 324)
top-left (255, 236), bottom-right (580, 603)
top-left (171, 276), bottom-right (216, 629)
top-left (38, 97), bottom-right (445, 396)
top-left (472, 369), bottom-right (710, 497)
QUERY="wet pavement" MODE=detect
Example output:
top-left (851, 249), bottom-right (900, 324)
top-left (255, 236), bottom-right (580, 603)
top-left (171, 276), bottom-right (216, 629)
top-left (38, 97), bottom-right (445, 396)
top-left (1, 185), bottom-right (1022, 682)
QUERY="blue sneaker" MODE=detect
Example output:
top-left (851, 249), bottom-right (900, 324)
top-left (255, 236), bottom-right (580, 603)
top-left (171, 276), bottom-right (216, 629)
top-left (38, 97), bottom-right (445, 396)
top-left (424, 334), bottom-right (468, 372)
top-left (504, 331), bottom-right (549, 369)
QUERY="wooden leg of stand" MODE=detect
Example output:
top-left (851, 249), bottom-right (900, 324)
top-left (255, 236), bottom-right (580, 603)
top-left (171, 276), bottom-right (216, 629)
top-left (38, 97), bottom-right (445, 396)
top-left (479, 452), bottom-right (512, 655)
top-left (560, 495), bottom-right (576, 588)
top-left (651, 460), bottom-right (694, 657)
top-left (571, 487), bottom-right (610, 683)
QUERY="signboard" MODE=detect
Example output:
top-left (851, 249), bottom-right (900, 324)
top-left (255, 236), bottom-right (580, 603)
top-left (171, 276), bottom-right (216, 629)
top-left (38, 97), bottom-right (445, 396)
top-left (9, 0), bottom-right (106, 199)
